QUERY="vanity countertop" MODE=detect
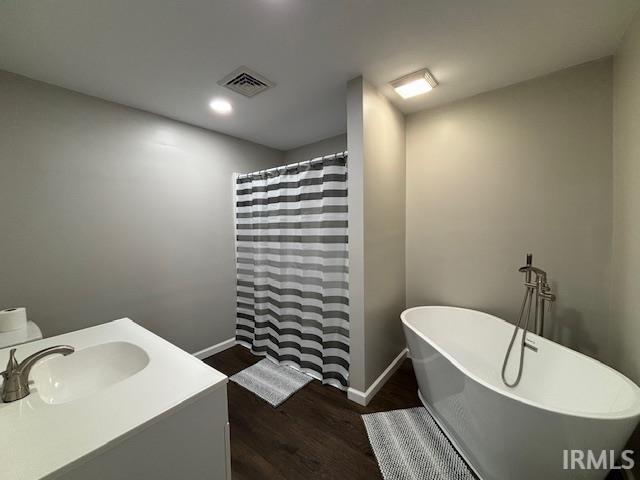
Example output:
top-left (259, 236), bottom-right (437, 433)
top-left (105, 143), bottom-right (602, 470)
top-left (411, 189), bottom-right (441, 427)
top-left (0, 318), bottom-right (227, 480)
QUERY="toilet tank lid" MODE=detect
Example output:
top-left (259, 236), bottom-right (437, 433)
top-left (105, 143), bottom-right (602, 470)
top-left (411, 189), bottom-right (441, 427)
top-left (0, 321), bottom-right (43, 350)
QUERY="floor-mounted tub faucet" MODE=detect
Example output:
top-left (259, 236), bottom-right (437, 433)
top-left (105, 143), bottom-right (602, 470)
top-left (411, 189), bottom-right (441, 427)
top-left (502, 254), bottom-right (556, 387)
top-left (1, 346), bottom-right (74, 403)
top-left (518, 256), bottom-right (556, 337)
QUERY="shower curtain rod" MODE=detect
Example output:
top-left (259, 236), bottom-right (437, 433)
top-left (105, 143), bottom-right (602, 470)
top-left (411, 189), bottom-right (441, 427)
top-left (237, 150), bottom-right (348, 179)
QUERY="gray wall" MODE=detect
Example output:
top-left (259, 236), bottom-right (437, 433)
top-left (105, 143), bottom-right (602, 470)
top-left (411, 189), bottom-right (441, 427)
top-left (0, 70), bottom-right (283, 354)
top-left (346, 78), bottom-right (367, 392)
top-left (612, 12), bottom-right (640, 462)
top-left (406, 59), bottom-right (615, 365)
top-left (612, 11), bottom-right (640, 388)
top-left (283, 134), bottom-right (347, 164)
top-left (347, 77), bottom-right (406, 393)
top-left (362, 80), bottom-right (407, 388)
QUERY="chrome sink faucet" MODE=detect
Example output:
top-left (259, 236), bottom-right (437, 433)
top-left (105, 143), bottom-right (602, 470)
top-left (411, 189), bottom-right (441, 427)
top-left (1, 346), bottom-right (74, 403)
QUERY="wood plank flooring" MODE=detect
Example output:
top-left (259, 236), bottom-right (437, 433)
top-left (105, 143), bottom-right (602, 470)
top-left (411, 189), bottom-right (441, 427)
top-left (204, 345), bottom-right (420, 479)
top-left (204, 345), bottom-right (624, 480)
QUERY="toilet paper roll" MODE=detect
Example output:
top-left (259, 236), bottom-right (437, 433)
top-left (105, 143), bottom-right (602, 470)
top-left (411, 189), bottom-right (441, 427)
top-left (0, 307), bottom-right (27, 333)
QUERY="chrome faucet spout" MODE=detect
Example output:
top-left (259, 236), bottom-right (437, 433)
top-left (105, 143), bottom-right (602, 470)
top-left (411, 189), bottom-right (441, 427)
top-left (17, 345), bottom-right (75, 381)
top-left (518, 265), bottom-right (547, 280)
top-left (1, 345), bottom-right (74, 403)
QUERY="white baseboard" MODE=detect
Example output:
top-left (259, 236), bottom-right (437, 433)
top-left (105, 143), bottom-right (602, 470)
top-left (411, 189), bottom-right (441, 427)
top-left (192, 337), bottom-right (236, 360)
top-left (347, 348), bottom-right (408, 406)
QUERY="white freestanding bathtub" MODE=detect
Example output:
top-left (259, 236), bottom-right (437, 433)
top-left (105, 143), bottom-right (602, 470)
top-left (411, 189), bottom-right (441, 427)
top-left (401, 306), bottom-right (640, 480)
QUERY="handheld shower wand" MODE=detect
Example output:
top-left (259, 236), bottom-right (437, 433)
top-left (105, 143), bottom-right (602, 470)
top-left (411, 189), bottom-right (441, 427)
top-left (501, 254), bottom-right (555, 387)
top-left (501, 254), bottom-right (536, 388)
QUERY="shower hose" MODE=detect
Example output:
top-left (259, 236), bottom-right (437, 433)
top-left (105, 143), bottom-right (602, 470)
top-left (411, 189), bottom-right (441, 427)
top-left (501, 284), bottom-right (536, 388)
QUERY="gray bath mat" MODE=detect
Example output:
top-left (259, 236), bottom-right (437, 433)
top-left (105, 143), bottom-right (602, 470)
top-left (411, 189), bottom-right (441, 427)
top-left (230, 359), bottom-right (313, 407)
top-left (362, 407), bottom-right (475, 480)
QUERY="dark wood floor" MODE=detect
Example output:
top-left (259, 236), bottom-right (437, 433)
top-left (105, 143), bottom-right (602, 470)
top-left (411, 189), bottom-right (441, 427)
top-left (204, 346), bottom-right (625, 480)
top-left (204, 346), bottom-right (421, 479)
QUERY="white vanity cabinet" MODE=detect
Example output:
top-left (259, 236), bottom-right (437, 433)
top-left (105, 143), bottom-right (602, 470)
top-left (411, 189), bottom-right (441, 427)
top-left (59, 385), bottom-right (231, 480)
top-left (0, 319), bottom-right (231, 480)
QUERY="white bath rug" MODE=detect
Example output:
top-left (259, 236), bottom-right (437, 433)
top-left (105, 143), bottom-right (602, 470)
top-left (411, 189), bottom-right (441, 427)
top-left (362, 407), bottom-right (476, 480)
top-left (230, 359), bottom-right (313, 407)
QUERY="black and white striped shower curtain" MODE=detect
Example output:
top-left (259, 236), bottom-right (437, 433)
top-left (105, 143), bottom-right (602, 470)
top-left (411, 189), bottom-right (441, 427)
top-left (234, 153), bottom-right (350, 390)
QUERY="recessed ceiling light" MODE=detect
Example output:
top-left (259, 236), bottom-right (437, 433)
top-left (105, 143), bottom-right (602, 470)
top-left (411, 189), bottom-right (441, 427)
top-left (391, 69), bottom-right (438, 99)
top-left (209, 98), bottom-right (233, 114)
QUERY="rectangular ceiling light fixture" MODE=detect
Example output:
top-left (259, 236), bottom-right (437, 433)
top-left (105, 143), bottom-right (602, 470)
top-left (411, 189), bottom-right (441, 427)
top-left (391, 69), bottom-right (438, 99)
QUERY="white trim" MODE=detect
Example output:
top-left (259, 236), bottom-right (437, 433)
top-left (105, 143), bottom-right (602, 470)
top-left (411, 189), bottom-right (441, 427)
top-left (192, 337), bottom-right (236, 360)
top-left (347, 348), bottom-right (408, 406)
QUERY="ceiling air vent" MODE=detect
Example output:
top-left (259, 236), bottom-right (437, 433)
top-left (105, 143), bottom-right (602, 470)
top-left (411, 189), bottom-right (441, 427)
top-left (218, 66), bottom-right (275, 98)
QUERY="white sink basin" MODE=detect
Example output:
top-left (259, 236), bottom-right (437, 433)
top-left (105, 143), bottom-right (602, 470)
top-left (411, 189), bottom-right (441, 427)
top-left (30, 341), bottom-right (149, 405)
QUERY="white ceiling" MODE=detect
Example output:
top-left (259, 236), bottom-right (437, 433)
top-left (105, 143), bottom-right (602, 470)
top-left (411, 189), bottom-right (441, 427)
top-left (1, 0), bottom-right (637, 150)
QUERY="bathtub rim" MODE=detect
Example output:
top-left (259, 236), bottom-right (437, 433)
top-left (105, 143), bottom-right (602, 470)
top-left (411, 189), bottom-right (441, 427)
top-left (401, 305), bottom-right (640, 421)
